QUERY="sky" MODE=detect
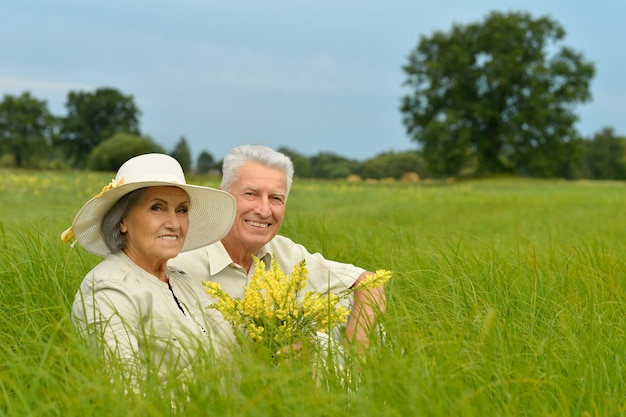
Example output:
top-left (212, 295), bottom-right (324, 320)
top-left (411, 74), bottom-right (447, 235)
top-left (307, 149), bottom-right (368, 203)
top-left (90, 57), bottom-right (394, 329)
top-left (2, 1), bottom-right (625, 162)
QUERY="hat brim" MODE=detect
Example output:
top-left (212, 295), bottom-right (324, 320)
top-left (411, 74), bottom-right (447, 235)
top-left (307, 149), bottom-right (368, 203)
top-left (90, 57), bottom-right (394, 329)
top-left (72, 181), bottom-right (236, 258)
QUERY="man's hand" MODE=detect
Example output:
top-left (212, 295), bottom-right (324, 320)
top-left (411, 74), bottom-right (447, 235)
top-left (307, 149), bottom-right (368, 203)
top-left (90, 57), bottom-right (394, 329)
top-left (345, 271), bottom-right (387, 350)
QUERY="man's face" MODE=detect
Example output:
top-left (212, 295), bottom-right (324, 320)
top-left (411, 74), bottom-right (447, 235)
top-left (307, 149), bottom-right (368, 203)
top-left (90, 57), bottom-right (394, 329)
top-left (226, 162), bottom-right (288, 251)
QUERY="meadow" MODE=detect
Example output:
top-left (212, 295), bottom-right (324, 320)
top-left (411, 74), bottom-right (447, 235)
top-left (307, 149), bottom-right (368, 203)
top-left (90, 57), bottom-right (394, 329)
top-left (1, 169), bottom-right (625, 416)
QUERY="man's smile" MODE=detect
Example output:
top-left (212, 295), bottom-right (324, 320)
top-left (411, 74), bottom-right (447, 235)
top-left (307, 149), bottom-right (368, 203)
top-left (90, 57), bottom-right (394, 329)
top-left (246, 220), bottom-right (270, 228)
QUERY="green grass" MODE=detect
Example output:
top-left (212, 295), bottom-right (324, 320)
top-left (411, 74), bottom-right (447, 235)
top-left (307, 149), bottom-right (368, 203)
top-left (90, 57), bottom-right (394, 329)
top-left (1, 169), bottom-right (625, 416)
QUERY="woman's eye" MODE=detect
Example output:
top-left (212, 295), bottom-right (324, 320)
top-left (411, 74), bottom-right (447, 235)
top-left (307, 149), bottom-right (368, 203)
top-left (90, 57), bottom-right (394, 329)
top-left (151, 205), bottom-right (163, 211)
top-left (177, 207), bottom-right (189, 214)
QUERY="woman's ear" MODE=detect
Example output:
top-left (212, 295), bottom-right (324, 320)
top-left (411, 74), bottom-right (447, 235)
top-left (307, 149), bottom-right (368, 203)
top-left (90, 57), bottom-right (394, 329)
top-left (119, 219), bottom-right (127, 234)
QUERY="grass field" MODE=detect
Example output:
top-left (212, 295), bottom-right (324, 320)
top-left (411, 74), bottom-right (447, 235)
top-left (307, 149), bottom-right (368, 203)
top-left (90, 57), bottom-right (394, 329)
top-left (1, 169), bottom-right (625, 416)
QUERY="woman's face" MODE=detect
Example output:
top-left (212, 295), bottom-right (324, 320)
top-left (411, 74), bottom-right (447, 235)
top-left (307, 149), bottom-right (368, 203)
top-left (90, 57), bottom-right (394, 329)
top-left (120, 186), bottom-right (190, 270)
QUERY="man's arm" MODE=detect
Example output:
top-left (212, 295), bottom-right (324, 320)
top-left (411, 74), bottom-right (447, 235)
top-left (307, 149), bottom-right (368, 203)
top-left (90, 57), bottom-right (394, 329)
top-left (345, 270), bottom-right (387, 349)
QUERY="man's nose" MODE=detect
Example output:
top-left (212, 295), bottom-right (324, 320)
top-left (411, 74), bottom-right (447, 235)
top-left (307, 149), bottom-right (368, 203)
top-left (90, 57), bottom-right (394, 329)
top-left (255, 198), bottom-right (272, 218)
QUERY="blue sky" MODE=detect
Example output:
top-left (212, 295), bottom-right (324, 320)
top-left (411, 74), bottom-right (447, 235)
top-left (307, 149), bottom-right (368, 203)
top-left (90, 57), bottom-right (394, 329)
top-left (2, 1), bottom-right (624, 161)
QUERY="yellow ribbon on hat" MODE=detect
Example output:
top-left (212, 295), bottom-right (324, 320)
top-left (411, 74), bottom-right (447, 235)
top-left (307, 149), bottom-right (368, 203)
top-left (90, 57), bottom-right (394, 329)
top-left (60, 177), bottom-right (126, 244)
top-left (93, 177), bottom-right (125, 199)
top-left (61, 226), bottom-right (75, 243)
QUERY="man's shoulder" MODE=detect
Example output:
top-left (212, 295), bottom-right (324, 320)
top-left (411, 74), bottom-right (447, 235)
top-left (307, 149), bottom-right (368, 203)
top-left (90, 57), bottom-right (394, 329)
top-left (172, 241), bottom-right (221, 264)
top-left (267, 234), bottom-right (304, 252)
top-left (266, 235), bottom-right (310, 263)
top-left (170, 241), bottom-right (231, 282)
top-left (268, 234), bottom-right (296, 245)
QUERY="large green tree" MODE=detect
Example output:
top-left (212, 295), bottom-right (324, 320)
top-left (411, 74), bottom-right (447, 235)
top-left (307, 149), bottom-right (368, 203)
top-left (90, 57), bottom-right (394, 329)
top-left (0, 92), bottom-right (55, 167)
top-left (400, 11), bottom-right (595, 177)
top-left (61, 87), bottom-right (141, 167)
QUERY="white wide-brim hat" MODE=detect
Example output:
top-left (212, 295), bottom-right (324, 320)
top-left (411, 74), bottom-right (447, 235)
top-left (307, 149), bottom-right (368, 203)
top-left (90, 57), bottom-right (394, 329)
top-left (64, 153), bottom-right (236, 258)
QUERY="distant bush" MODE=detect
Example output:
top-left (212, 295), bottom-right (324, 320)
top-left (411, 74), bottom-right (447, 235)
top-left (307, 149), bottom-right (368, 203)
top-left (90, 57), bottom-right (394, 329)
top-left (359, 151), bottom-right (426, 179)
top-left (87, 133), bottom-right (164, 171)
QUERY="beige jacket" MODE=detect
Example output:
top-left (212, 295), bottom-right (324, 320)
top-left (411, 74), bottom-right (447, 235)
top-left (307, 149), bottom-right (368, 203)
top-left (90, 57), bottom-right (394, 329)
top-left (72, 251), bottom-right (234, 382)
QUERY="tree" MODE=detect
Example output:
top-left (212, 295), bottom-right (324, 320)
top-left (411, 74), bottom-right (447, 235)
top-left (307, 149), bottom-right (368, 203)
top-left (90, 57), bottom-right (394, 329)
top-left (310, 152), bottom-right (359, 179)
top-left (60, 87), bottom-right (141, 167)
top-left (87, 133), bottom-right (164, 171)
top-left (0, 92), bottom-right (56, 167)
top-left (583, 128), bottom-right (626, 180)
top-left (277, 146), bottom-right (312, 178)
top-left (196, 150), bottom-right (215, 174)
top-left (360, 151), bottom-right (426, 179)
top-left (400, 11), bottom-right (595, 177)
top-left (171, 136), bottom-right (192, 172)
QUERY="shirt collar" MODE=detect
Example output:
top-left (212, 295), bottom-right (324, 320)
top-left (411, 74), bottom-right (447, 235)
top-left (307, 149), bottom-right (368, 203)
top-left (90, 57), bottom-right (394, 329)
top-left (208, 241), bottom-right (274, 273)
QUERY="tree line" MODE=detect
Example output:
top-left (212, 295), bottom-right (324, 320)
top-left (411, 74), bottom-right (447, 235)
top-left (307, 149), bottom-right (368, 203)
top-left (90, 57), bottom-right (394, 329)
top-left (1, 11), bottom-right (625, 180)
top-left (0, 87), bottom-right (427, 180)
top-left (0, 88), bottom-right (199, 172)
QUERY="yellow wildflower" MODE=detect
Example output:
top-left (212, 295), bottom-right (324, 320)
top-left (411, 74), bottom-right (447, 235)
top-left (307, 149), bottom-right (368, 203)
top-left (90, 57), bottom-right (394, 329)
top-left (349, 269), bottom-right (392, 293)
top-left (204, 255), bottom-right (391, 357)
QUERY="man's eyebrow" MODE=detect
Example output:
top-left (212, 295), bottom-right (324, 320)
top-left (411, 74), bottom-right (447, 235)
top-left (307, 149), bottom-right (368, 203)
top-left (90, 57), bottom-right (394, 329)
top-left (242, 184), bottom-right (259, 191)
top-left (241, 184), bottom-right (286, 198)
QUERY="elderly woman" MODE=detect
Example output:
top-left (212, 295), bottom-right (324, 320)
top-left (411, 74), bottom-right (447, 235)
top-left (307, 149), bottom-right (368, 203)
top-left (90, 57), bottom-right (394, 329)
top-left (64, 153), bottom-right (236, 384)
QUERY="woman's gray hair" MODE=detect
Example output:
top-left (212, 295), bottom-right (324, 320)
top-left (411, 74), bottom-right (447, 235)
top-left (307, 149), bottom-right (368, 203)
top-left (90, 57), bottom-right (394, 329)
top-left (220, 145), bottom-right (294, 198)
top-left (101, 188), bottom-right (146, 253)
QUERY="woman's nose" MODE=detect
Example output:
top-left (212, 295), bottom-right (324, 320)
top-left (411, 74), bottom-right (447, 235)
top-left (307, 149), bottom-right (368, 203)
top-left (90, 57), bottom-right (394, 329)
top-left (164, 209), bottom-right (180, 228)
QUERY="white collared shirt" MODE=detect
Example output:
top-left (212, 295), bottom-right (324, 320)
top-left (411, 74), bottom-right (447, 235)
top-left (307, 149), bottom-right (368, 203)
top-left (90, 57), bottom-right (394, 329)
top-left (171, 235), bottom-right (365, 301)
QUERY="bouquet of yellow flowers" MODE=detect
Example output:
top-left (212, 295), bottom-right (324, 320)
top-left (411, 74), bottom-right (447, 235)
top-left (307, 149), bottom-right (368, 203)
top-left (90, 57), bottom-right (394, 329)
top-left (203, 256), bottom-right (391, 357)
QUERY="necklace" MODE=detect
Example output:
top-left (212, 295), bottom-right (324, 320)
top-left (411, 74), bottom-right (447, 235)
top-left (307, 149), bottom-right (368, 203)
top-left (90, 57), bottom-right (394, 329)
top-left (166, 274), bottom-right (209, 336)
top-left (166, 276), bottom-right (186, 315)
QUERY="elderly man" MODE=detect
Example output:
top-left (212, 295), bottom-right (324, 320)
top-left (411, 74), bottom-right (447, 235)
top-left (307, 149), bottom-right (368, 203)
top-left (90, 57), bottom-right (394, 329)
top-left (171, 144), bottom-right (386, 348)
